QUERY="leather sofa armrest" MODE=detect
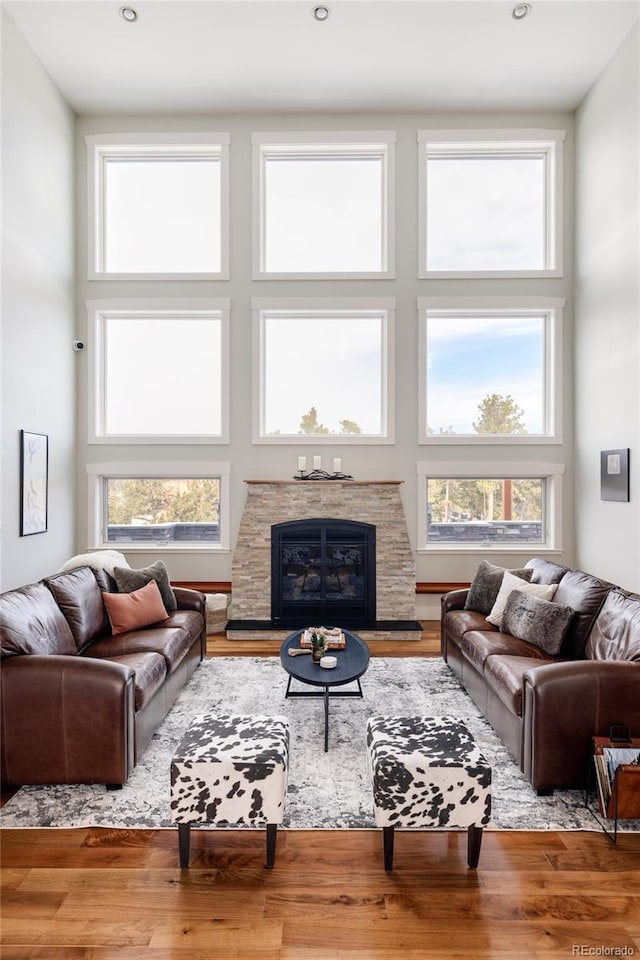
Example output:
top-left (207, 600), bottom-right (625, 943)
top-left (173, 586), bottom-right (206, 616)
top-left (522, 660), bottom-right (640, 792)
top-left (1, 655), bottom-right (136, 787)
top-left (441, 589), bottom-right (469, 616)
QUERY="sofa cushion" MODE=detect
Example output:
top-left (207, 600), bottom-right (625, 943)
top-left (486, 572), bottom-right (557, 628)
top-left (0, 582), bottom-right (77, 657)
top-left (458, 630), bottom-right (551, 673)
top-left (525, 557), bottom-right (568, 585)
top-left (502, 592), bottom-right (575, 656)
top-left (44, 566), bottom-right (110, 651)
top-left (552, 569), bottom-right (614, 658)
top-left (99, 652), bottom-right (167, 710)
top-left (83, 625), bottom-right (194, 674)
top-left (464, 561), bottom-right (532, 615)
top-left (585, 589), bottom-right (640, 662)
top-left (103, 580), bottom-right (169, 635)
top-left (484, 655), bottom-right (553, 716)
top-left (113, 560), bottom-right (177, 612)
top-left (162, 609), bottom-right (203, 645)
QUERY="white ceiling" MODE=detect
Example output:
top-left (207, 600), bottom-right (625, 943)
top-left (4, 0), bottom-right (639, 114)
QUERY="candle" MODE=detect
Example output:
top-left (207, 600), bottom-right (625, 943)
top-left (313, 456), bottom-right (322, 469)
top-left (333, 458), bottom-right (342, 473)
top-left (297, 456), bottom-right (307, 471)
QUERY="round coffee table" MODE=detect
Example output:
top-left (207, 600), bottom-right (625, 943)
top-left (280, 628), bottom-right (370, 752)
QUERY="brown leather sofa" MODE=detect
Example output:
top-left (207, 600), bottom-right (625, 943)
top-left (441, 558), bottom-right (640, 793)
top-left (0, 565), bottom-right (206, 788)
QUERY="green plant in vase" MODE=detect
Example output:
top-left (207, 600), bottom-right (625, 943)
top-left (308, 628), bottom-right (327, 663)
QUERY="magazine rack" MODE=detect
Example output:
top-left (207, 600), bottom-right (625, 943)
top-left (586, 728), bottom-right (640, 842)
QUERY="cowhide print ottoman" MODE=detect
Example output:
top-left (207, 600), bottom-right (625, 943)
top-left (366, 715), bottom-right (491, 871)
top-left (170, 714), bottom-right (289, 868)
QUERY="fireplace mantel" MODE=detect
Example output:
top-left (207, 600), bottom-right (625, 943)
top-left (230, 480), bottom-right (416, 637)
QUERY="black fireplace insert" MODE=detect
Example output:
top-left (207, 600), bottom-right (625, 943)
top-left (271, 518), bottom-right (376, 627)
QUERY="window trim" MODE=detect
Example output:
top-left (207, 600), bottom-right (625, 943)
top-left (417, 128), bottom-right (565, 279)
top-left (87, 298), bottom-right (230, 445)
top-left (86, 132), bottom-right (230, 280)
top-left (86, 461), bottom-right (231, 553)
top-left (252, 297), bottom-right (395, 444)
top-left (252, 131), bottom-right (396, 279)
top-left (417, 297), bottom-right (564, 445)
top-left (416, 461), bottom-right (564, 554)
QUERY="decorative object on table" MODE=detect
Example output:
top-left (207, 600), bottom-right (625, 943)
top-left (300, 626), bottom-right (346, 650)
top-left (20, 430), bottom-right (48, 536)
top-left (320, 655), bottom-right (337, 669)
top-left (307, 627), bottom-right (327, 663)
top-left (600, 448), bottom-right (630, 501)
top-left (294, 468), bottom-right (354, 481)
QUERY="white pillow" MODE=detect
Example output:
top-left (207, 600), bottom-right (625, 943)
top-left (58, 550), bottom-right (130, 577)
top-left (486, 570), bottom-right (557, 628)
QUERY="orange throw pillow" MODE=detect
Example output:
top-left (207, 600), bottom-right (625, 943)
top-left (103, 579), bottom-right (169, 635)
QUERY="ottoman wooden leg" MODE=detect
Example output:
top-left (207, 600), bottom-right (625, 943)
top-left (266, 823), bottom-right (277, 869)
top-left (178, 823), bottom-right (191, 869)
top-left (383, 826), bottom-right (395, 871)
top-left (467, 825), bottom-right (483, 868)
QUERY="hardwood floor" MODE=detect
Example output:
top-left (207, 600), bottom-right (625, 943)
top-left (2, 624), bottom-right (639, 959)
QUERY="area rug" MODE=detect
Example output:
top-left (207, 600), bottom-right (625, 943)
top-left (0, 657), bottom-right (631, 832)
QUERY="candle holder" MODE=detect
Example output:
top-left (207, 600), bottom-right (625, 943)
top-left (293, 469), bottom-right (353, 481)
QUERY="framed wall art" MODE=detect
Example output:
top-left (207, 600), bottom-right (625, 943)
top-left (600, 448), bottom-right (630, 502)
top-left (20, 430), bottom-right (49, 535)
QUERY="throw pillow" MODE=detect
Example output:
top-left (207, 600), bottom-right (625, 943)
top-left (59, 550), bottom-right (130, 577)
top-left (103, 579), bottom-right (169, 635)
top-left (502, 591), bottom-right (575, 655)
top-left (464, 560), bottom-right (533, 615)
top-left (486, 571), bottom-right (557, 628)
top-left (113, 560), bottom-right (177, 612)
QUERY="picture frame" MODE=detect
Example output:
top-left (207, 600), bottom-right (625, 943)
top-left (20, 430), bottom-right (49, 535)
top-left (600, 448), bottom-right (630, 502)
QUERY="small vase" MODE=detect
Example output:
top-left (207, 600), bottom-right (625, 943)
top-left (311, 645), bottom-right (324, 663)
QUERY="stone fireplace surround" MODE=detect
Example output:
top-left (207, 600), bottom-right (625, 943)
top-left (229, 480), bottom-right (418, 641)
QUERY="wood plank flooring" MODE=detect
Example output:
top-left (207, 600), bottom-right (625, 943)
top-left (2, 623), bottom-right (639, 959)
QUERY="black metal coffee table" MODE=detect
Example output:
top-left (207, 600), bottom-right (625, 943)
top-left (280, 628), bottom-right (370, 752)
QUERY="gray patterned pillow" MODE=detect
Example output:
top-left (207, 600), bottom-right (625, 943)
top-left (464, 560), bottom-right (532, 615)
top-left (502, 591), bottom-right (575, 655)
top-left (112, 560), bottom-right (177, 612)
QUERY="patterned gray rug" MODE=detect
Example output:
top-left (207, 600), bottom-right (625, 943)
top-left (0, 657), bottom-right (625, 832)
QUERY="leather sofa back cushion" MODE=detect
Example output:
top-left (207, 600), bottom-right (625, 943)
top-left (553, 569), bottom-right (614, 659)
top-left (586, 590), bottom-right (640, 662)
top-left (464, 561), bottom-right (532, 615)
top-left (525, 557), bottom-right (567, 585)
top-left (0, 582), bottom-right (76, 657)
top-left (102, 579), bottom-right (169, 635)
top-left (502, 592), bottom-right (574, 656)
top-left (45, 566), bottom-right (110, 651)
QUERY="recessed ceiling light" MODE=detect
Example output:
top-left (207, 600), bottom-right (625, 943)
top-left (313, 5), bottom-right (330, 22)
top-left (120, 6), bottom-right (138, 23)
top-left (512, 3), bottom-right (532, 20)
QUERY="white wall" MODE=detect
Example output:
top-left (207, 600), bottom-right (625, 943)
top-left (1, 10), bottom-right (76, 590)
top-left (574, 24), bottom-right (640, 591)
top-left (75, 110), bottom-right (575, 587)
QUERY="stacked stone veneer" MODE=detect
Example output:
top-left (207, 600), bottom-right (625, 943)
top-left (230, 481), bottom-right (416, 626)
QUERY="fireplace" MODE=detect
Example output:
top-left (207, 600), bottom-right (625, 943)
top-left (271, 518), bottom-right (376, 627)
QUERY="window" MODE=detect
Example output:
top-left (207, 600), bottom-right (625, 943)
top-left (253, 132), bottom-right (395, 278)
top-left (418, 298), bottom-right (564, 444)
top-left (418, 129), bottom-right (564, 277)
top-left (87, 462), bottom-right (231, 552)
top-left (86, 133), bottom-right (229, 278)
top-left (417, 462), bottom-right (564, 553)
top-left (88, 300), bottom-right (230, 443)
top-left (253, 299), bottom-right (394, 443)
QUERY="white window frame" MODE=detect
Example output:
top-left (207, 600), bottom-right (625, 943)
top-left (86, 132), bottom-right (230, 280)
top-left (86, 461), bottom-right (231, 553)
top-left (252, 297), bottom-right (395, 444)
top-left (418, 297), bottom-right (564, 445)
top-left (252, 131), bottom-right (396, 279)
top-left (417, 129), bottom-right (565, 278)
top-left (87, 298), bottom-right (230, 444)
top-left (417, 461), bottom-right (564, 554)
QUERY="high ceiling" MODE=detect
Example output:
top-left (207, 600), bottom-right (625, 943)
top-left (4, 0), bottom-right (639, 114)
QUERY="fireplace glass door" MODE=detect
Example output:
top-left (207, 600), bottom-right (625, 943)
top-left (271, 519), bottom-right (376, 627)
